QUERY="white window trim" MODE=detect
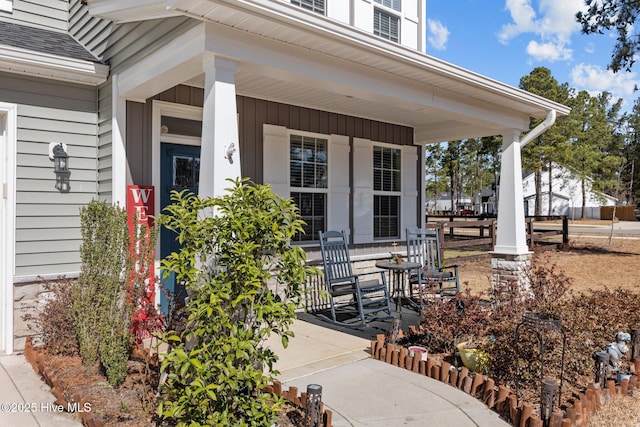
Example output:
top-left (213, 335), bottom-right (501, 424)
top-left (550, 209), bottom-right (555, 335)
top-left (288, 129), bottom-right (332, 245)
top-left (0, 0), bottom-right (12, 13)
top-left (372, 142), bottom-right (403, 241)
top-left (0, 102), bottom-right (16, 354)
top-left (151, 100), bottom-right (202, 307)
top-left (151, 100), bottom-right (203, 221)
top-left (374, 0), bottom-right (401, 13)
top-left (290, 0), bottom-right (326, 15)
top-left (373, 1), bottom-right (402, 44)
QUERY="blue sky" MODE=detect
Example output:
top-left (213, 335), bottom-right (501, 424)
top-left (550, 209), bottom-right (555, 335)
top-left (425, 0), bottom-right (640, 111)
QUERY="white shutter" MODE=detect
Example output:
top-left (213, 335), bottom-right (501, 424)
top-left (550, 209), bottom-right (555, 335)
top-left (262, 124), bottom-right (289, 198)
top-left (328, 135), bottom-right (350, 235)
top-left (353, 138), bottom-right (373, 244)
top-left (402, 146), bottom-right (418, 232)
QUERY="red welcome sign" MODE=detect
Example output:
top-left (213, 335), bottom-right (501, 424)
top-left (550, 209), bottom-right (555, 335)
top-left (127, 185), bottom-right (159, 341)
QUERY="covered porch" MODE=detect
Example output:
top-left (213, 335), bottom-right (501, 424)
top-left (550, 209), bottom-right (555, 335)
top-left (95, 0), bottom-right (570, 286)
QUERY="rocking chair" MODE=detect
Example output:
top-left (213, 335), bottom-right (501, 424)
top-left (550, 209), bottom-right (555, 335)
top-left (318, 230), bottom-right (393, 327)
top-left (405, 228), bottom-right (460, 302)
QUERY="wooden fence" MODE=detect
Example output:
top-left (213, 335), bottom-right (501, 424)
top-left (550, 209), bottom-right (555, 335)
top-left (370, 334), bottom-right (640, 427)
top-left (424, 215), bottom-right (569, 260)
top-left (601, 205), bottom-right (637, 221)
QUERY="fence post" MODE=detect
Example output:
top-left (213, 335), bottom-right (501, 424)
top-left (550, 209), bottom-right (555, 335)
top-left (562, 216), bottom-right (569, 246)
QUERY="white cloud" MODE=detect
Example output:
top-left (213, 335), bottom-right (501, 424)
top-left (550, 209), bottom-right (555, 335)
top-left (570, 63), bottom-right (639, 107)
top-left (498, 0), bottom-right (586, 62)
top-left (427, 19), bottom-right (450, 51)
top-left (527, 40), bottom-right (572, 61)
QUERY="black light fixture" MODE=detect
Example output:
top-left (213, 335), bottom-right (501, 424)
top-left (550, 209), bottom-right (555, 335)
top-left (51, 143), bottom-right (70, 192)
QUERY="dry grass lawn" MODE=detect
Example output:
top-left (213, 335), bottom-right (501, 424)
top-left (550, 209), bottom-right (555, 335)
top-left (456, 235), bottom-right (640, 296)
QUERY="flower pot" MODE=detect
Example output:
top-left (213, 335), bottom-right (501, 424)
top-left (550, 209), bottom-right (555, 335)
top-left (617, 372), bottom-right (631, 383)
top-left (457, 341), bottom-right (490, 374)
top-left (408, 346), bottom-right (428, 361)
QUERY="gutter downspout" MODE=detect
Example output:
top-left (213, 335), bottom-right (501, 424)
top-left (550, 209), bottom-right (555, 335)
top-left (520, 110), bottom-right (556, 148)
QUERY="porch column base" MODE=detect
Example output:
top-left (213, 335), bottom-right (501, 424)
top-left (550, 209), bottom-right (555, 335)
top-left (491, 252), bottom-right (532, 296)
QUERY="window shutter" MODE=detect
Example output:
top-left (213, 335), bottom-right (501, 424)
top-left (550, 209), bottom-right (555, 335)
top-left (262, 124), bottom-right (289, 198)
top-left (328, 135), bottom-right (350, 235)
top-left (401, 146), bottom-right (418, 231)
top-left (353, 138), bottom-right (373, 243)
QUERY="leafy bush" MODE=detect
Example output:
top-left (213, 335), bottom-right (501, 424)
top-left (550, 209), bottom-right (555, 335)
top-left (27, 276), bottom-right (78, 356)
top-left (74, 200), bottom-right (139, 387)
top-left (157, 179), bottom-right (311, 427)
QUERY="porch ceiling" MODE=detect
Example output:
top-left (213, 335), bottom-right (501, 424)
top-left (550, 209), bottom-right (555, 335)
top-left (96, 0), bottom-right (570, 144)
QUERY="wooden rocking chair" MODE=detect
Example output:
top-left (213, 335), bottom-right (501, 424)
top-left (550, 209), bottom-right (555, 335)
top-left (318, 230), bottom-right (393, 327)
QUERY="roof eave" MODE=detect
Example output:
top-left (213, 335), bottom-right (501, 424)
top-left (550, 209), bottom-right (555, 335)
top-left (0, 46), bottom-right (109, 86)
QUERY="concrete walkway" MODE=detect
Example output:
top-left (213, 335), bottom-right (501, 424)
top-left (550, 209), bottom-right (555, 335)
top-left (0, 317), bottom-right (509, 426)
top-left (0, 354), bottom-right (82, 426)
top-left (266, 319), bottom-right (510, 427)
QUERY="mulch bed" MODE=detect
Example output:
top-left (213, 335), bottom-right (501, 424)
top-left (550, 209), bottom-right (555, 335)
top-left (25, 337), bottom-right (161, 427)
top-left (24, 337), bottom-right (317, 427)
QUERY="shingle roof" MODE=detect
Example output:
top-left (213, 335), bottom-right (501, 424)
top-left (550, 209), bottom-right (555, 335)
top-left (0, 21), bottom-right (100, 63)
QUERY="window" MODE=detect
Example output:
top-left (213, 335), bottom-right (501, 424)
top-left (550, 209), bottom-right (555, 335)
top-left (290, 0), bottom-right (325, 15)
top-left (290, 134), bottom-right (328, 241)
top-left (374, 8), bottom-right (400, 43)
top-left (374, 0), bottom-right (401, 12)
top-left (373, 146), bottom-right (401, 239)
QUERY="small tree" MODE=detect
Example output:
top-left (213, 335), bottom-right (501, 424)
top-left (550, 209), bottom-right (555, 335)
top-left (157, 179), bottom-right (311, 426)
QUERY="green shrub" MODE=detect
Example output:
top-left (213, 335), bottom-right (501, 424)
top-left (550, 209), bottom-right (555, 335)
top-left (156, 179), bottom-right (311, 427)
top-left (74, 200), bottom-right (138, 387)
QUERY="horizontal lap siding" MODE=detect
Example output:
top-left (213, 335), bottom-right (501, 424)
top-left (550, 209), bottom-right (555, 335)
top-left (97, 80), bottom-right (112, 202)
top-left (68, 0), bottom-right (113, 60)
top-left (10, 77), bottom-right (98, 278)
top-left (1, 0), bottom-right (67, 31)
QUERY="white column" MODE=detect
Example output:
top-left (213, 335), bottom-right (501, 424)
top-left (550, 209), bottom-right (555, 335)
top-left (198, 55), bottom-right (240, 198)
top-left (112, 74), bottom-right (128, 207)
top-left (493, 129), bottom-right (530, 255)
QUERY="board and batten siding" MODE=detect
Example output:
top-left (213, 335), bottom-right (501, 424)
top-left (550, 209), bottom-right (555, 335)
top-left (0, 74), bottom-right (99, 280)
top-left (0, 0), bottom-right (67, 31)
top-left (124, 87), bottom-right (414, 188)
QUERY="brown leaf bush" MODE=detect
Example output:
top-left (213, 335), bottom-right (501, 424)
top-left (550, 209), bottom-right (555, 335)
top-left (418, 253), bottom-right (640, 408)
top-left (27, 276), bottom-right (79, 356)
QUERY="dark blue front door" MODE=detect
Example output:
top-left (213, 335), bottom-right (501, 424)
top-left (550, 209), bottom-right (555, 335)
top-left (160, 143), bottom-right (200, 313)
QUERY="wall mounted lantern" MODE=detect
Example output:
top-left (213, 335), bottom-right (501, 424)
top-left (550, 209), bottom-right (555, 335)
top-left (49, 142), bottom-right (70, 193)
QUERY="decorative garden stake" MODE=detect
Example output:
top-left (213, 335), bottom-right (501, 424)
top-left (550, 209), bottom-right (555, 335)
top-left (630, 328), bottom-right (640, 360)
top-left (305, 384), bottom-right (323, 427)
top-left (606, 331), bottom-right (631, 371)
top-left (594, 351), bottom-right (610, 389)
top-left (515, 312), bottom-right (566, 411)
top-left (540, 378), bottom-right (558, 427)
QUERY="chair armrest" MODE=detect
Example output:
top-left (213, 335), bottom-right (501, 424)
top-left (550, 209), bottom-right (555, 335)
top-left (354, 270), bottom-right (386, 278)
top-left (353, 270), bottom-right (387, 287)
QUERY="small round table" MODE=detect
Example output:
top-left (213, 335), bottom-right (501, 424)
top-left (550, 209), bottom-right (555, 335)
top-left (375, 260), bottom-right (421, 314)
